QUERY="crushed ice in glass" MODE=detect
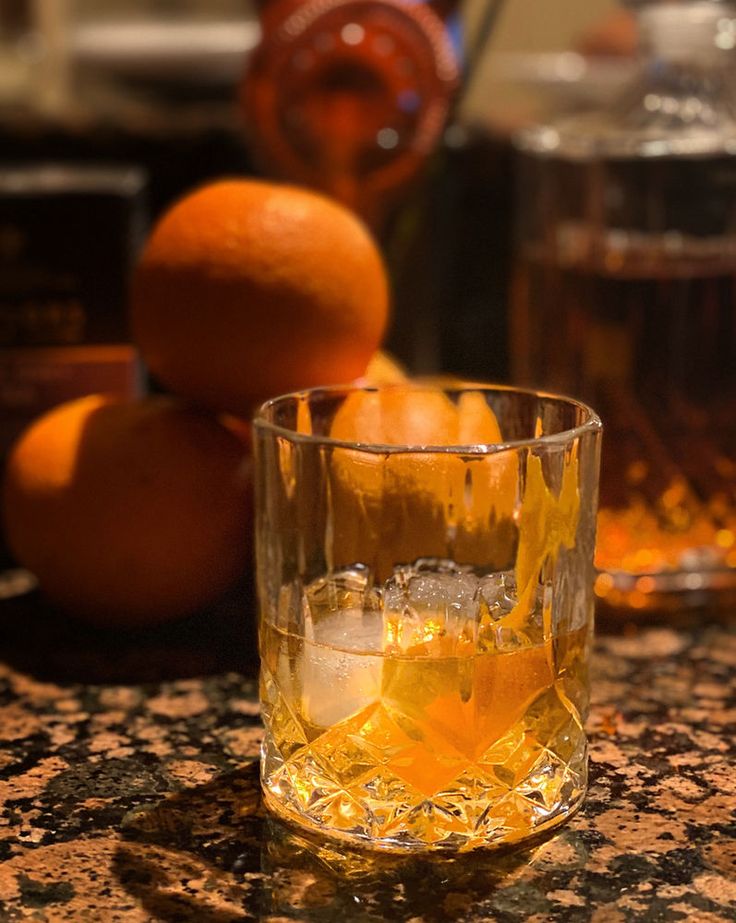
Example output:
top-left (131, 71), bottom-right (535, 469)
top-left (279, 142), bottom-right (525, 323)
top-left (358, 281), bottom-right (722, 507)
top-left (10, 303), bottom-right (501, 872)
top-left (301, 558), bottom-right (544, 656)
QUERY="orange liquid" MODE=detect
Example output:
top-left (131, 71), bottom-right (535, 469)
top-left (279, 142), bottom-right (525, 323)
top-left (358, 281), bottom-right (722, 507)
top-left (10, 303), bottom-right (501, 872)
top-left (260, 608), bottom-right (589, 851)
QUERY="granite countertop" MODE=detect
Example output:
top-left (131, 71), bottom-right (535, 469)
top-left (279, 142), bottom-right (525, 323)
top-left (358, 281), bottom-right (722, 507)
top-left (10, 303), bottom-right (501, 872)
top-left (0, 587), bottom-right (734, 922)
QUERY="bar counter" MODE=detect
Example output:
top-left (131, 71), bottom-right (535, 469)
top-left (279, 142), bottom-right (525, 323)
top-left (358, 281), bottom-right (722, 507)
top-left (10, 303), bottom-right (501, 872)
top-left (0, 586), bottom-right (734, 922)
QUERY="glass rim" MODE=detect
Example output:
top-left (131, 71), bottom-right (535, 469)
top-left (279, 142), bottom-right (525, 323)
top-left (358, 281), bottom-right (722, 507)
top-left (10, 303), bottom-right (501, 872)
top-left (253, 382), bottom-right (602, 455)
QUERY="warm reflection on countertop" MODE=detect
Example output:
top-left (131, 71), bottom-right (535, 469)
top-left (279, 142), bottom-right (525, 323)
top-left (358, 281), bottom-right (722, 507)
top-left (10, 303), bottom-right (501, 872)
top-left (0, 590), bottom-right (734, 921)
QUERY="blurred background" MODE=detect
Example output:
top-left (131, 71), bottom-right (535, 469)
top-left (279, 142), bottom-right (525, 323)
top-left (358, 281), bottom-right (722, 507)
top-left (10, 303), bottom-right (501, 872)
top-left (0, 0), bottom-right (635, 669)
top-left (3, 0), bottom-right (735, 632)
top-left (0, 0), bottom-right (627, 383)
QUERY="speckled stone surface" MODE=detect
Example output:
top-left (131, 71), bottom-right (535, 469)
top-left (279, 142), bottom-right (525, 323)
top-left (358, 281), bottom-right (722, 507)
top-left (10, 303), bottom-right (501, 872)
top-left (0, 593), bottom-right (734, 921)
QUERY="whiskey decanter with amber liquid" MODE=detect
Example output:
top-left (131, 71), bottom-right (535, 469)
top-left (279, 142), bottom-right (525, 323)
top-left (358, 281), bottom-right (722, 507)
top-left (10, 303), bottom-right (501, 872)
top-left (512, 0), bottom-right (736, 612)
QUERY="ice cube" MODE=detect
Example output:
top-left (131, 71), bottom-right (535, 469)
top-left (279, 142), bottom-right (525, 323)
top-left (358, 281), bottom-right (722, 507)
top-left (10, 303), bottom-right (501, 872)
top-left (478, 571), bottom-right (513, 620)
top-left (413, 557), bottom-right (474, 576)
top-left (300, 609), bottom-right (383, 728)
top-left (304, 565), bottom-right (380, 629)
top-left (382, 560), bottom-right (480, 652)
top-left (477, 570), bottom-right (549, 650)
top-left (382, 568), bottom-right (417, 651)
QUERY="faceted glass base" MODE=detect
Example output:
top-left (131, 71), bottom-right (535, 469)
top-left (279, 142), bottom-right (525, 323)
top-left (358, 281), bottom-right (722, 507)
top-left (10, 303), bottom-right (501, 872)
top-left (261, 654), bottom-right (588, 852)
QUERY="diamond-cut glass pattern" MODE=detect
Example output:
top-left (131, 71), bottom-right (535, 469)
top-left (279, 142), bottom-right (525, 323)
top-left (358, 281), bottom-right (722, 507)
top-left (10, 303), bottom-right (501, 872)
top-left (261, 623), bottom-right (589, 850)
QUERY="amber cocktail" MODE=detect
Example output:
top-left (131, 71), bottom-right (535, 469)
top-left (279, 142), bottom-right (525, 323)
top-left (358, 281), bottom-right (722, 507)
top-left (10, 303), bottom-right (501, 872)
top-left (254, 385), bottom-right (601, 851)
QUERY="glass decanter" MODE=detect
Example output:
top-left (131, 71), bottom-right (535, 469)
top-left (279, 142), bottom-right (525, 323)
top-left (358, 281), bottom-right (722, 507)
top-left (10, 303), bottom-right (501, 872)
top-left (511, 0), bottom-right (736, 613)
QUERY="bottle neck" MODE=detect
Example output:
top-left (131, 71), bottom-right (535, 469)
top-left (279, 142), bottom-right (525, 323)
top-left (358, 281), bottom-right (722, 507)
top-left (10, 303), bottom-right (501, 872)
top-left (637, 1), bottom-right (736, 65)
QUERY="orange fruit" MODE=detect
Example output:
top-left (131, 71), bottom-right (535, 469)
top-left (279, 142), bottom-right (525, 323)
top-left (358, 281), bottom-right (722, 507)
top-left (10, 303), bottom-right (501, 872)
top-left (328, 388), bottom-right (518, 580)
top-left (331, 386), bottom-right (457, 447)
top-left (2, 394), bottom-right (252, 626)
top-left (360, 350), bottom-right (407, 385)
top-left (131, 178), bottom-right (390, 415)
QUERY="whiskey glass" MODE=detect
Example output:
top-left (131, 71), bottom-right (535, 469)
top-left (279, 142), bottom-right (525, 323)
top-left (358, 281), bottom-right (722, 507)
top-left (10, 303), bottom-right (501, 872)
top-left (254, 384), bottom-right (601, 851)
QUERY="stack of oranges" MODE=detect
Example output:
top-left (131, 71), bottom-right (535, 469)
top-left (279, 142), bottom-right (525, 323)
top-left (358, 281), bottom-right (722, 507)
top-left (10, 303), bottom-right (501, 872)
top-left (2, 179), bottom-right (394, 626)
